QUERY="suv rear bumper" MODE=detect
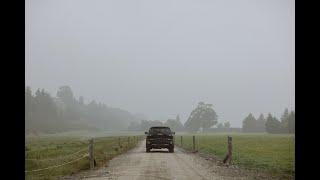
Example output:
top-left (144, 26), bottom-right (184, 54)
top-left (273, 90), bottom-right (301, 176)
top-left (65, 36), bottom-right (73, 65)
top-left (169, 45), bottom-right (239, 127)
top-left (147, 144), bottom-right (173, 149)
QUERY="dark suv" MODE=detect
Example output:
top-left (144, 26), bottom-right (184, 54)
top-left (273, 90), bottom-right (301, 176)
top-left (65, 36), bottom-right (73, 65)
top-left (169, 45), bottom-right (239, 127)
top-left (145, 126), bottom-right (175, 153)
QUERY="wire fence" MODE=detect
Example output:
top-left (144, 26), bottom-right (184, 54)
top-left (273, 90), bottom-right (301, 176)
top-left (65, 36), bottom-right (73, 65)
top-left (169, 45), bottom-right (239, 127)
top-left (176, 135), bottom-right (253, 165)
top-left (175, 134), bottom-right (295, 178)
top-left (25, 153), bottom-right (89, 173)
top-left (25, 146), bottom-right (88, 161)
top-left (25, 135), bottom-right (145, 179)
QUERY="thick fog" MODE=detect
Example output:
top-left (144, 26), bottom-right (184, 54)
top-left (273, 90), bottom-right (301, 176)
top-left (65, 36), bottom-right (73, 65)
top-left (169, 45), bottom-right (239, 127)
top-left (25, 0), bottom-right (294, 128)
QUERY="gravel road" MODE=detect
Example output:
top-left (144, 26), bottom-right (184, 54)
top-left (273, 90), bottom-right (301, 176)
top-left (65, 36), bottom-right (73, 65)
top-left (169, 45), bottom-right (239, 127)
top-left (61, 140), bottom-right (273, 180)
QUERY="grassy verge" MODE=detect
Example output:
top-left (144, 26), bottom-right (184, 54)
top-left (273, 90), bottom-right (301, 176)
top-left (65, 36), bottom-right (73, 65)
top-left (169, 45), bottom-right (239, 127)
top-left (175, 133), bottom-right (294, 179)
top-left (25, 135), bottom-right (144, 180)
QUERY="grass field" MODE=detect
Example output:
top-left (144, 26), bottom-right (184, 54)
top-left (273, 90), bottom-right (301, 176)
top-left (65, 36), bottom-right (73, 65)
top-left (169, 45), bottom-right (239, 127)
top-left (175, 133), bottom-right (295, 179)
top-left (25, 134), bottom-right (144, 180)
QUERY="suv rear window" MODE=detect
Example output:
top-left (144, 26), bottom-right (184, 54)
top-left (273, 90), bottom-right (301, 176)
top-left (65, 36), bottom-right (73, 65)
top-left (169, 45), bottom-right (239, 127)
top-left (149, 127), bottom-right (171, 135)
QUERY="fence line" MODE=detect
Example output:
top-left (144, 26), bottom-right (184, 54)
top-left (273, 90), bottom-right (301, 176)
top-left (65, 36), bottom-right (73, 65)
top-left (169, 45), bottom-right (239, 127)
top-left (25, 153), bottom-right (89, 173)
top-left (26, 135), bottom-right (145, 174)
top-left (177, 135), bottom-right (232, 164)
top-left (25, 146), bottom-right (88, 161)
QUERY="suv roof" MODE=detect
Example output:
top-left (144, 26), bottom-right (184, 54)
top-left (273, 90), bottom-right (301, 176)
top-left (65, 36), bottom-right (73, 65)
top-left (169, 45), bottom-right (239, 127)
top-left (150, 126), bottom-right (170, 129)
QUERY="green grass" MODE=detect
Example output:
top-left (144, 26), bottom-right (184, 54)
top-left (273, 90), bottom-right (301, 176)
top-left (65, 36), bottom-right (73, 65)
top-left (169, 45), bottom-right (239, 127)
top-left (175, 133), bottom-right (294, 179)
top-left (25, 135), bottom-right (144, 180)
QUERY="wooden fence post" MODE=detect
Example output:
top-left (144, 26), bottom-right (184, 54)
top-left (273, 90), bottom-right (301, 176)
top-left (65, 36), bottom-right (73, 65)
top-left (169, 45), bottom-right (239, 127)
top-left (193, 135), bottom-right (195, 151)
top-left (89, 138), bottom-right (94, 169)
top-left (223, 136), bottom-right (232, 165)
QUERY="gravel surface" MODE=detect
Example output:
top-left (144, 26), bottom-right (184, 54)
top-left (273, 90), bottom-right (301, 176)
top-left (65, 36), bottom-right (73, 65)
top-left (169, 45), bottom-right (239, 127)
top-left (61, 140), bottom-right (274, 180)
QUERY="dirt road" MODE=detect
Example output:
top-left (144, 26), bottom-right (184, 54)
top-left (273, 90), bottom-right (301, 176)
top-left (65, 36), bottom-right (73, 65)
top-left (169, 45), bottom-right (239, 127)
top-left (62, 140), bottom-right (272, 180)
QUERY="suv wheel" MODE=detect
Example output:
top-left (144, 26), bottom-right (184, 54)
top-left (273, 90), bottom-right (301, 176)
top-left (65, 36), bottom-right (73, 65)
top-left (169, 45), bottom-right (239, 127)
top-left (169, 148), bottom-right (174, 153)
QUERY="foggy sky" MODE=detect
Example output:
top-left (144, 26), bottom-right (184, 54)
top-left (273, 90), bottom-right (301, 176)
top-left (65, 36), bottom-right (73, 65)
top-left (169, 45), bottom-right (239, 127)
top-left (25, 0), bottom-right (295, 127)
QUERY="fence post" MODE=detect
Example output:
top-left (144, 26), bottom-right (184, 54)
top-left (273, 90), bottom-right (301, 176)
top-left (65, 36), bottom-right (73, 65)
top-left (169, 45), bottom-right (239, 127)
top-left (223, 136), bottom-right (232, 165)
top-left (193, 135), bottom-right (195, 151)
top-left (181, 136), bottom-right (183, 146)
top-left (89, 138), bottom-right (94, 169)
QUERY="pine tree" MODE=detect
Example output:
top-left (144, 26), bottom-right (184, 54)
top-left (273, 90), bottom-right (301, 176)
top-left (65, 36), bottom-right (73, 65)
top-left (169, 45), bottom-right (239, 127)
top-left (280, 108), bottom-right (289, 133)
top-left (256, 113), bottom-right (266, 132)
top-left (242, 113), bottom-right (256, 132)
top-left (288, 111), bottom-right (295, 133)
top-left (265, 113), bottom-right (282, 133)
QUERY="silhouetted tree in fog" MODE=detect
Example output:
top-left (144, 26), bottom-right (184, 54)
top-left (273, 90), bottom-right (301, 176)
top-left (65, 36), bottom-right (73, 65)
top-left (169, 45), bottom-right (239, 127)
top-left (25, 85), bottom-right (140, 133)
top-left (288, 110), bottom-right (295, 133)
top-left (164, 115), bottom-right (184, 132)
top-left (242, 113), bottom-right (257, 132)
top-left (184, 102), bottom-right (218, 132)
top-left (265, 113), bottom-right (282, 133)
top-left (57, 86), bottom-right (74, 106)
top-left (280, 108), bottom-right (289, 133)
top-left (256, 113), bottom-right (266, 132)
top-left (217, 123), bottom-right (223, 128)
top-left (224, 121), bottom-right (231, 128)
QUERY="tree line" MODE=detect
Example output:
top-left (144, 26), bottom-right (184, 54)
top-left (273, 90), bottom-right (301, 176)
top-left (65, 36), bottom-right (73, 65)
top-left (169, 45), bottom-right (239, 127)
top-left (128, 115), bottom-right (184, 132)
top-left (25, 86), bottom-right (143, 134)
top-left (129, 102), bottom-right (295, 134)
top-left (26, 87), bottom-right (294, 135)
top-left (128, 102), bottom-right (220, 132)
top-left (242, 108), bottom-right (295, 133)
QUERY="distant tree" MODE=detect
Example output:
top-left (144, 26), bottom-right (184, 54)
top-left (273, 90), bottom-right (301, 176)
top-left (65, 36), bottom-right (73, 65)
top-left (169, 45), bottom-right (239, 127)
top-left (280, 108), bottom-right (289, 133)
top-left (140, 120), bottom-right (164, 131)
top-left (265, 113), bottom-right (282, 133)
top-left (175, 114), bottom-right (184, 131)
top-left (56, 86), bottom-right (74, 106)
top-left (56, 86), bottom-right (83, 123)
top-left (256, 113), bottom-right (266, 132)
top-left (140, 120), bottom-right (150, 131)
top-left (288, 110), bottom-right (295, 133)
top-left (26, 85), bottom-right (162, 133)
top-left (25, 86), bottom-right (32, 97)
top-left (128, 121), bottom-right (141, 131)
top-left (165, 119), bottom-right (180, 132)
top-left (25, 86), bottom-right (33, 119)
top-left (184, 102), bottom-right (218, 132)
top-left (164, 115), bottom-right (184, 132)
top-left (224, 121), bottom-right (231, 128)
top-left (25, 86), bottom-right (34, 133)
top-left (32, 88), bottom-right (60, 133)
top-left (242, 113), bottom-right (257, 132)
top-left (176, 114), bottom-right (180, 122)
top-left (217, 123), bottom-right (223, 128)
top-left (152, 120), bottom-right (163, 127)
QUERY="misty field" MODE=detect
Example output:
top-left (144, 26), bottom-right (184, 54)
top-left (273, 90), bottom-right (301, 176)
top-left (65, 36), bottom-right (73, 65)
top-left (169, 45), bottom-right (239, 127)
top-left (175, 133), bottom-right (294, 179)
top-left (25, 135), bottom-right (143, 180)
